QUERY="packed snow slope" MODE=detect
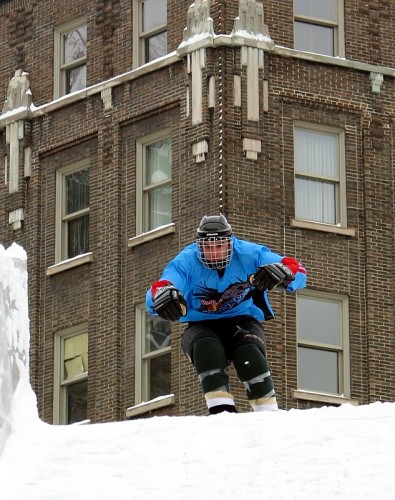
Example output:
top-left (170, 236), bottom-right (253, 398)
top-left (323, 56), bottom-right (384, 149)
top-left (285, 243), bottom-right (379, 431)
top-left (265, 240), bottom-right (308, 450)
top-left (0, 401), bottom-right (394, 500)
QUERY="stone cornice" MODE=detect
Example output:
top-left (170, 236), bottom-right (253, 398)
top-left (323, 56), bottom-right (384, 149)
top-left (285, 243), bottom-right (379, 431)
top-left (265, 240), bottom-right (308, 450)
top-left (273, 45), bottom-right (395, 77)
top-left (1, 41), bottom-right (394, 129)
top-left (0, 52), bottom-right (180, 129)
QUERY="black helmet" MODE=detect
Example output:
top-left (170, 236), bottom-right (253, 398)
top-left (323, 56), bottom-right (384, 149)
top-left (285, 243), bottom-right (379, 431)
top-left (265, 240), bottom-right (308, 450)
top-left (196, 215), bottom-right (233, 269)
top-left (196, 215), bottom-right (232, 239)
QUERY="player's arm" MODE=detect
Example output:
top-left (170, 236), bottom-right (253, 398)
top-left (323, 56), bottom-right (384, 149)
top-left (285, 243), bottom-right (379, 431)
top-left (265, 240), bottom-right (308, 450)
top-left (148, 280), bottom-right (187, 321)
top-left (249, 256), bottom-right (306, 292)
top-left (249, 263), bottom-right (295, 291)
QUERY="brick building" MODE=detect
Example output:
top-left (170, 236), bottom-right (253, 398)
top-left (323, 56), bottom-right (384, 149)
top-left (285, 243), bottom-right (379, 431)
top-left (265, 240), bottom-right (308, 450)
top-left (0, 0), bottom-right (394, 424)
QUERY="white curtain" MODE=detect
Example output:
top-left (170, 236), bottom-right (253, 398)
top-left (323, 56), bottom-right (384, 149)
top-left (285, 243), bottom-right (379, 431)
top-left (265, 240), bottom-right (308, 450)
top-left (295, 128), bottom-right (339, 224)
top-left (297, 295), bottom-right (342, 395)
top-left (294, 0), bottom-right (337, 21)
top-left (294, 22), bottom-right (334, 56)
top-left (145, 138), bottom-right (172, 230)
top-left (294, 0), bottom-right (337, 56)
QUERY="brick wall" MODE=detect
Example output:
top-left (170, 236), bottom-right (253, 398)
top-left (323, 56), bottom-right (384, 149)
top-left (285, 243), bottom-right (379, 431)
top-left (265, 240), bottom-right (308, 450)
top-left (0, 0), bottom-right (393, 423)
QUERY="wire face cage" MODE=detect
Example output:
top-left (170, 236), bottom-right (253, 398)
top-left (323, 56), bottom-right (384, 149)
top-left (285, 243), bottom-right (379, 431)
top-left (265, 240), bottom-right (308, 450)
top-left (196, 236), bottom-right (233, 270)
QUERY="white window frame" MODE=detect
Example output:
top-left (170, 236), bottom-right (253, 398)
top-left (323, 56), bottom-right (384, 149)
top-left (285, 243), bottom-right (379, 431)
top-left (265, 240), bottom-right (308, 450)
top-left (55, 159), bottom-right (90, 264)
top-left (53, 323), bottom-right (88, 425)
top-left (135, 304), bottom-right (171, 404)
top-left (295, 290), bottom-right (350, 400)
top-left (132, 0), bottom-right (167, 68)
top-left (293, 122), bottom-right (347, 229)
top-left (294, 0), bottom-right (345, 58)
top-left (136, 129), bottom-right (172, 235)
top-left (54, 18), bottom-right (87, 99)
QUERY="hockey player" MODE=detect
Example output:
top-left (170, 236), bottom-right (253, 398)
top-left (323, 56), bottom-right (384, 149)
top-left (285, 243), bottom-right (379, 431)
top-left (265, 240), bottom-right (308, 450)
top-left (146, 215), bottom-right (307, 414)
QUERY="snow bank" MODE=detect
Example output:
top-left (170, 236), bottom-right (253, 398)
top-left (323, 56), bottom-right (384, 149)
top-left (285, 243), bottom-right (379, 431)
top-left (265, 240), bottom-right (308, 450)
top-left (0, 243), bottom-right (37, 456)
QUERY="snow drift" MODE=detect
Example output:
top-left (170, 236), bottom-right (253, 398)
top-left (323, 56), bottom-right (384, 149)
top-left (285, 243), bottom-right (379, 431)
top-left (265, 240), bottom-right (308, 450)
top-left (0, 243), bottom-right (36, 456)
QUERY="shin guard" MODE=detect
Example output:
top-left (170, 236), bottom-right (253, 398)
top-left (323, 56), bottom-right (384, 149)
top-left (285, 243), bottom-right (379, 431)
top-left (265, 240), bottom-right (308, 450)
top-left (192, 337), bottom-right (236, 413)
top-left (233, 344), bottom-right (278, 411)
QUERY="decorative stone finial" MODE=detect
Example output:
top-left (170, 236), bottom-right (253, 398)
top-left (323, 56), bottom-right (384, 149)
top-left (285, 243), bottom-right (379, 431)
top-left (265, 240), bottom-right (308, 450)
top-left (177, 0), bottom-right (214, 54)
top-left (232, 0), bottom-right (273, 48)
top-left (2, 69), bottom-right (32, 115)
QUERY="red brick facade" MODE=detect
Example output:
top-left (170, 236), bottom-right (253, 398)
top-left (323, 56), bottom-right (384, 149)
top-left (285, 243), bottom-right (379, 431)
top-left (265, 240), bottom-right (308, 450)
top-left (0, 0), bottom-right (393, 423)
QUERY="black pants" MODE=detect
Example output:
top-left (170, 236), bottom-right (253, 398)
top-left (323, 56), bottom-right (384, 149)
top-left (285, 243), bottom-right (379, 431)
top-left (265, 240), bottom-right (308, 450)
top-left (181, 315), bottom-right (267, 363)
top-left (181, 316), bottom-right (277, 413)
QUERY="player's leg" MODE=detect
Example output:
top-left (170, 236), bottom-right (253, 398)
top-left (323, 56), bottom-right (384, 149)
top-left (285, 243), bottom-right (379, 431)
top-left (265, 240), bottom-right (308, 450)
top-left (230, 319), bottom-right (278, 411)
top-left (182, 323), bottom-right (237, 414)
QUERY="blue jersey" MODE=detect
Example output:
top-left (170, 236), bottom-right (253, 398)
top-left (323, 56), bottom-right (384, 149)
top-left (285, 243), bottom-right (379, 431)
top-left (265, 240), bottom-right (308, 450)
top-left (146, 236), bottom-right (307, 322)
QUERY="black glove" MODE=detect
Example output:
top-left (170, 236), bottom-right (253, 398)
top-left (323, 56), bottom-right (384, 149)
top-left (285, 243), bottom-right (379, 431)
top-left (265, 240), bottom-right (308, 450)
top-left (153, 285), bottom-right (187, 321)
top-left (249, 263), bottom-right (295, 291)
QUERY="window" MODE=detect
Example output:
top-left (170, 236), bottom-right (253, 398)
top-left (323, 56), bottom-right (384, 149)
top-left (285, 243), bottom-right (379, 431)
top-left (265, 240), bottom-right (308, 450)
top-left (136, 130), bottom-right (172, 234)
top-left (296, 291), bottom-right (350, 397)
top-left (133, 0), bottom-right (167, 67)
top-left (54, 19), bottom-right (87, 99)
top-left (54, 324), bottom-right (88, 424)
top-left (135, 305), bottom-right (171, 404)
top-left (294, 123), bottom-right (346, 227)
top-left (55, 160), bottom-right (90, 263)
top-left (294, 0), bottom-right (344, 57)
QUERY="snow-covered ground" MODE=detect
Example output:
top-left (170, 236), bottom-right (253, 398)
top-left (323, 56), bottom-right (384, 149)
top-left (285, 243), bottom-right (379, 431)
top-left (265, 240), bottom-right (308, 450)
top-left (0, 244), bottom-right (394, 500)
top-left (1, 400), bottom-right (394, 500)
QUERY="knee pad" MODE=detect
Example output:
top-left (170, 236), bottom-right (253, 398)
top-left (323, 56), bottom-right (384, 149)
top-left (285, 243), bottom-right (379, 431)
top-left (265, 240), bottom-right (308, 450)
top-left (233, 344), bottom-right (275, 400)
top-left (192, 337), bottom-right (229, 394)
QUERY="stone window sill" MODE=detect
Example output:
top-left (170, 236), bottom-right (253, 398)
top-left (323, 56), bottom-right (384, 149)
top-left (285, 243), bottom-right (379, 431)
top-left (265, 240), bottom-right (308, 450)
top-left (292, 389), bottom-right (358, 406)
top-left (126, 394), bottom-right (175, 418)
top-left (46, 252), bottom-right (94, 276)
top-left (291, 219), bottom-right (356, 237)
top-left (128, 223), bottom-right (176, 248)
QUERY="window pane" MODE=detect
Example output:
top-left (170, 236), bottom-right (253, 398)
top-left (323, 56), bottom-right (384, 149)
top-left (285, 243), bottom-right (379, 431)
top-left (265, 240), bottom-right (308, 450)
top-left (64, 333), bottom-right (88, 381)
top-left (145, 31), bottom-right (167, 63)
top-left (67, 379), bottom-right (88, 424)
top-left (142, 137), bottom-right (172, 231)
top-left (68, 214), bottom-right (89, 258)
top-left (145, 138), bottom-right (171, 185)
top-left (295, 129), bottom-right (338, 179)
top-left (298, 296), bottom-right (341, 345)
top-left (148, 185), bottom-right (172, 230)
top-left (295, 21), bottom-right (334, 56)
top-left (145, 316), bottom-right (171, 353)
top-left (147, 353), bottom-right (171, 400)
top-left (295, 0), bottom-right (337, 22)
top-left (142, 0), bottom-right (167, 32)
top-left (295, 177), bottom-right (336, 224)
top-left (298, 347), bottom-right (339, 394)
top-left (64, 26), bottom-right (87, 64)
top-left (66, 64), bottom-right (87, 94)
top-left (66, 169), bottom-right (90, 214)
